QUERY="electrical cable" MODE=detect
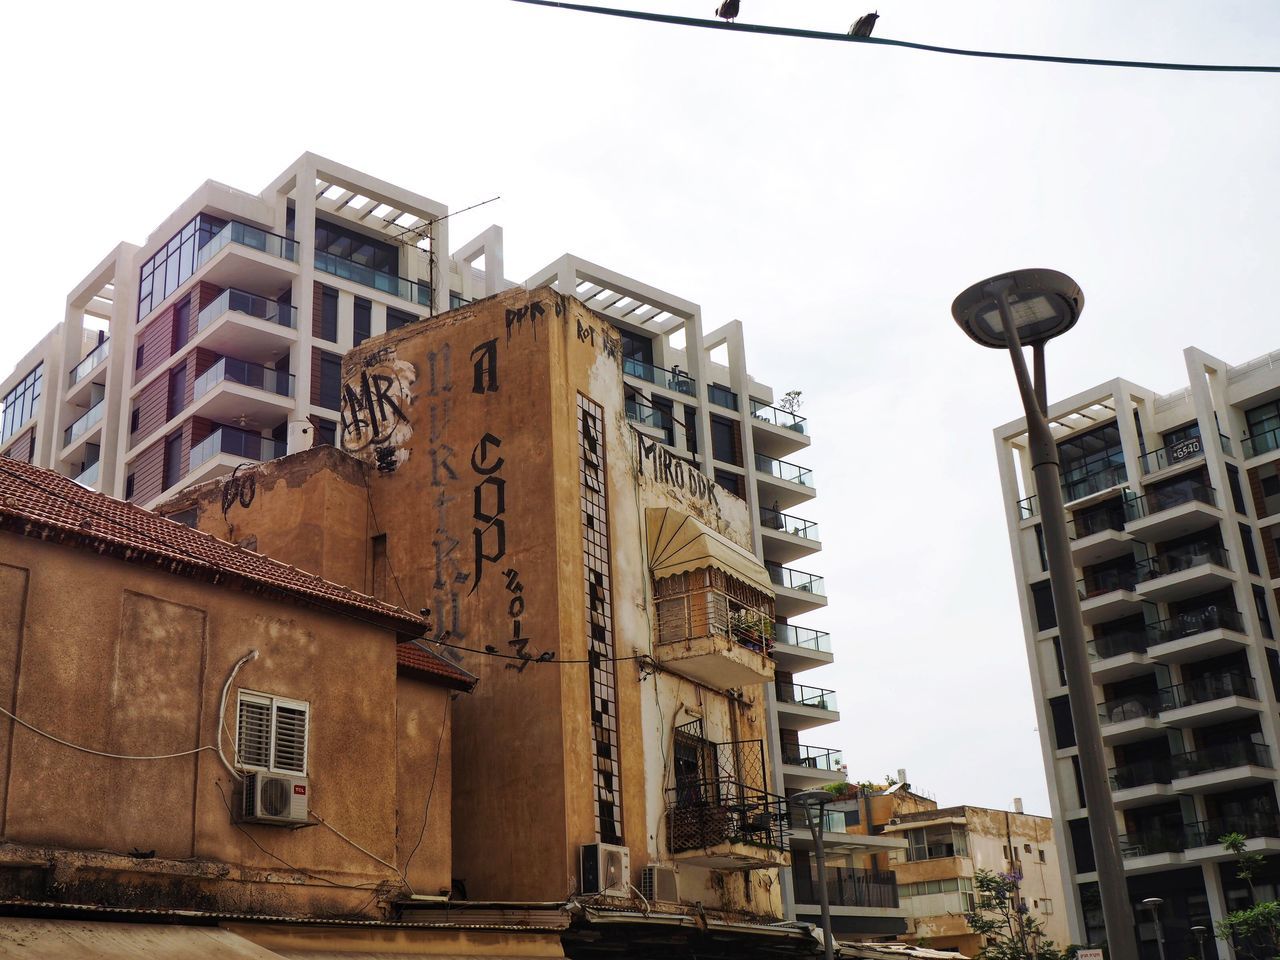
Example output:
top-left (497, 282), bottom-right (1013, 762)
top-left (216, 649), bottom-right (259, 780)
top-left (312, 812), bottom-right (402, 875)
top-left (0, 703), bottom-right (221, 762)
top-left (507, 0), bottom-right (1280, 74)
top-left (398, 694), bottom-right (450, 890)
top-left (0, 461), bottom-right (642, 668)
top-left (361, 471), bottom-right (410, 609)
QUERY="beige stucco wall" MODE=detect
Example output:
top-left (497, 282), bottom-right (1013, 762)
top-left (0, 531), bottom-right (452, 916)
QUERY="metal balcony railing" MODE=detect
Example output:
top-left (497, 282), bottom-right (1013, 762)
top-left (1149, 606), bottom-right (1245, 643)
top-left (760, 506), bottom-right (819, 540)
top-left (623, 357), bottom-right (696, 395)
top-left (750, 399), bottom-right (807, 433)
top-left (773, 623), bottom-right (831, 652)
top-left (197, 288), bottom-right (297, 333)
top-left (794, 867), bottom-right (900, 909)
top-left (1140, 545), bottom-right (1230, 580)
top-left (776, 682), bottom-right (837, 711)
top-left (1018, 494), bottom-right (1039, 520)
top-left (666, 777), bottom-right (788, 854)
top-left (315, 249), bottom-right (430, 307)
top-left (68, 339), bottom-right (109, 386)
top-left (1160, 673), bottom-right (1257, 710)
top-left (196, 220), bottom-right (298, 269)
top-left (781, 744), bottom-right (843, 771)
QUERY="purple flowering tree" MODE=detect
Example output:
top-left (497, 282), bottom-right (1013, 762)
top-left (963, 868), bottom-right (1074, 960)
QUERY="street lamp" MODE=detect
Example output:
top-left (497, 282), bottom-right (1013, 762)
top-left (1190, 923), bottom-right (1209, 960)
top-left (952, 269), bottom-right (1138, 960)
top-left (1142, 898), bottom-right (1167, 960)
top-left (791, 789), bottom-right (835, 960)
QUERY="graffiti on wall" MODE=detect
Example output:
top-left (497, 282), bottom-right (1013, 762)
top-left (635, 432), bottom-right (720, 509)
top-left (340, 348), bottom-right (416, 471)
top-left (469, 432), bottom-right (506, 594)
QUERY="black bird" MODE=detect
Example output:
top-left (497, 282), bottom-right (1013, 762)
top-left (715, 1), bottom-right (740, 22)
top-left (850, 11), bottom-right (879, 37)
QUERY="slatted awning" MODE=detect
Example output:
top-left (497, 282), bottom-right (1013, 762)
top-left (645, 508), bottom-right (773, 596)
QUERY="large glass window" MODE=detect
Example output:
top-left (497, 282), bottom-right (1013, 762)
top-left (1246, 400), bottom-right (1280, 440)
top-left (386, 306), bottom-right (416, 331)
top-left (710, 415), bottom-right (740, 465)
top-left (1, 362), bottom-right (42, 444)
top-left (319, 286), bottom-right (338, 342)
top-left (1058, 422), bottom-right (1125, 495)
top-left (318, 351), bottom-right (342, 411)
top-left (353, 297), bottom-right (371, 346)
top-left (137, 214), bottom-right (227, 320)
top-left (314, 218), bottom-right (399, 276)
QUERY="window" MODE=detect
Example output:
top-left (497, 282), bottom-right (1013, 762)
top-left (167, 362), bottom-right (187, 421)
top-left (1039, 848), bottom-right (1046, 863)
top-left (372, 533), bottom-right (388, 602)
top-left (1049, 694), bottom-right (1075, 749)
top-left (449, 291), bottom-right (469, 310)
top-left (1240, 523), bottom-right (1260, 576)
top-left (1031, 580), bottom-right (1057, 631)
top-left (137, 213), bottom-right (226, 320)
top-left (318, 351), bottom-right (342, 411)
top-left (135, 344), bottom-right (145, 369)
top-left (130, 408), bottom-right (140, 434)
top-left (714, 468), bottom-right (743, 499)
top-left (236, 691), bottom-right (309, 774)
top-left (314, 218), bottom-right (399, 276)
top-left (313, 418), bottom-right (336, 447)
top-left (1041, 898), bottom-right (1054, 915)
top-left (1023, 842), bottom-right (1032, 853)
top-left (1254, 585), bottom-right (1274, 640)
top-left (163, 432), bottom-right (183, 490)
top-left (1227, 464), bottom-right (1247, 515)
top-left (124, 472), bottom-right (135, 501)
top-left (319, 286), bottom-right (338, 342)
top-left (172, 297), bottom-right (192, 351)
top-left (1, 362), bottom-right (42, 444)
top-left (710, 415), bottom-right (740, 465)
top-left (386, 306), bottom-right (416, 331)
top-left (905, 824), bottom-right (968, 861)
top-left (1034, 524), bottom-right (1048, 572)
top-left (353, 297), bottom-right (371, 346)
top-left (1051, 637), bottom-right (1067, 687)
top-left (1246, 400), bottom-right (1280, 446)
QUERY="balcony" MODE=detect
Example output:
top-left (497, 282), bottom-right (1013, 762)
top-left (195, 220), bottom-right (299, 290)
top-left (780, 744), bottom-right (844, 787)
top-left (653, 586), bottom-right (775, 687)
top-left (1123, 484), bottom-right (1221, 543)
top-left (1183, 813), bottom-right (1280, 860)
top-left (665, 777), bottom-right (789, 870)
top-left (190, 357), bottom-right (294, 430)
top-left (62, 400), bottom-right (105, 452)
top-left (1062, 461), bottom-right (1127, 506)
top-left (708, 383), bottom-right (739, 411)
top-left (759, 507), bottom-right (821, 564)
top-left (188, 425), bottom-right (287, 478)
top-left (750, 399), bottom-right (807, 434)
top-left (72, 459), bottom-right (101, 489)
top-left (1070, 506), bottom-right (1133, 566)
top-left (1118, 825), bottom-right (1187, 872)
top-left (772, 623), bottom-right (833, 671)
top-left (1158, 673), bottom-right (1261, 727)
top-left (1243, 426), bottom-right (1280, 460)
top-left (754, 453), bottom-right (815, 511)
top-left (195, 289), bottom-right (297, 364)
top-left (775, 682), bottom-right (839, 730)
top-left (767, 562), bottom-right (826, 617)
top-left (1140, 433), bottom-right (1231, 476)
top-left (1097, 693), bottom-right (1162, 744)
top-left (1135, 546), bottom-right (1233, 603)
top-left (1146, 607), bottom-right (1248, 664)
top-left (1076, 567), bottom-right (1143, 625)
top-left (794, 867), bottom-right (902, 912)
top-left (1171, 740), bottom-right (1273, 792)
top-left (1109, 758), bottom-right (1174, 808)
top-left (750, 399), bottom-right (809, 458)
top-left (1087, 629), bottom-right (1150, 683)
top-left (68, 338), bottom-right (109, 388)
top-left (315, 249), bottom-right (430, 307)
top-left (622, 357), bottom-right (695, 396)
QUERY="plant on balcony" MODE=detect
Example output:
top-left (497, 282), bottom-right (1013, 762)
top-left (1215, 832), bottom-right (1280, 960)
top-left (729, 608), bottom-right (774, 649)
top-left (778, 390), bottom-right (803, 413)
top-left (964, 869), bottom-right (1074, 960)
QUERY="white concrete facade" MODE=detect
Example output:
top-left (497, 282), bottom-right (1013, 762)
top-left (996, 346), bottom-right (1280, 959)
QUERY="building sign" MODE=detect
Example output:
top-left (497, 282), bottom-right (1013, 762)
top-left (1168, 436), bottom-right (1202, 463)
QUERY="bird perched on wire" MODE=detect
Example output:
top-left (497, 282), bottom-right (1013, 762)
top-left (849, 11), bottom-right (879, 37)
top-left (715, 1), bottom-right (740, 22)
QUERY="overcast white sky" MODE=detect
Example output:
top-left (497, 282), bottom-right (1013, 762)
top-left (3, 0), bottom-right (1279, 814)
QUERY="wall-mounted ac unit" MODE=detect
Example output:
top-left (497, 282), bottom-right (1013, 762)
top-left (639, 864), bottom-right (678, 903)
top-left (888, 817), bottom-right (902, 825)
top-left (242, 772), bottom-right (309, 825)
top-left (580, 842), bottom-right (630, 896)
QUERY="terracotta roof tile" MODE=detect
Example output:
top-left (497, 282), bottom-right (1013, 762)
top-left (396, 641), bottom-right (479, 691)
top-left (0, 456), bottom-right (427, 633)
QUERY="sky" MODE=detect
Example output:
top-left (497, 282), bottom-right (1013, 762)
top-left (3, 0), bottom-right (1280, 815)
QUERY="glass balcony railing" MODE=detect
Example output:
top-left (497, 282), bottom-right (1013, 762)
top-left (1160, 673), bottom-right (1257, 710)
top-left (1109, 757), bottom-right (1172, 790)
top-left (315, 249), bottom-right (430, 307)
top-left (1140, 545), bottom-right (1230, 580)
top-left (73, 459), bottom-right (101, 488)
top-left (766, 563), bottom-right (825, 595)
top-left (1077, 565), bottom-right (1139, 600)
top-left (196, 220), bottom-right (298, 270)
top-left (755, 453), bottom-right (813, 486)
top-left (776, 682), bottom-right (837, 711)
top-left (625, 396), bottom-right (672, 431)
top-left (773, 623), bottom-right (831, 652)
top-left (1124, 483), bottom-right (1216, 521)
top-left (1088, 629), bottom-right (1148, 661)
top-left (782, 744), bottom-right (843, 771)
top-left (62, 400), bottom-right (105, 447)
top-left (750, 399), bottom-right (807, 434)
top-left (1118, 826), bottom-right (1185, 859)
top-left (1243, 426), bottom-right (1280, 459)
top-left (708, 383), bottom-right (739, 410)
top-left (193, 358), bottom-right (294, 400)
top-left (197, 288), bottom-right (297, 333)
top-left (1140, 433), bottom-right (1232, 474)
top-left (1071, 506), bottom-right (1127, 539)
top-left (759, 507), bottom-right (819, 540)
top-left (1098, 693), bottom-right (1160, 725)
top-left (1018, 494), bottom-right (1039, 520)
top-left (1172, 740), bottom-right (1271, 778)
top-left (1062, 463), bottom-right (1128, 503)
top-left (622, 357), bottom-right (696, 395)
top-left (68, 339), bottom-right (109, 386)
top-left (1149, 606), bottom-right (1245, 644)
top-left (189, 425), bottom-right (287, 472)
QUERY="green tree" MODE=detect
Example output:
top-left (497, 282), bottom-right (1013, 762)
top-left (1215, 832), bottom-right (1280, 960)
top-left (964, 868), bottom-right (1074, 960)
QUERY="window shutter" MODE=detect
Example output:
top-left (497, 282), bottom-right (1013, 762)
top-left (272, 703), bottom-right (308, 774)
top-left (237, 697), bottom-right (271, 768)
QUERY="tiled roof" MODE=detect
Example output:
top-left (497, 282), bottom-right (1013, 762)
top-left (396, 641), bottom-right (478, 691)
top-left (0, 456), bottom-right (427, 634)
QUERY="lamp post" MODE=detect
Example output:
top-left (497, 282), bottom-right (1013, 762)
top-left (1190, 923), bottom-right (1208, 960)
top-left (952, 269), bottom-right (1138, 960)
top-left (791, 789), bottom-right (835, 960)
top-left (1142, 898), bottom-right (1167, 960)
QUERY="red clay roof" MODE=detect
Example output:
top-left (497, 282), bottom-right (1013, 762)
top-left (0, 455), bottom-right (426, 633)
top-left (397, 641), bottom-right (479, 691)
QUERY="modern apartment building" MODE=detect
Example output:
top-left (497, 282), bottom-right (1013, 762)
top-left (0, 155), bottom-right (841, 928)
top-left (997, 345), bottom-right (1280, 960)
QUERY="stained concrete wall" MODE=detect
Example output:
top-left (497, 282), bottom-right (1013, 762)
top-left (0, 531), bottom-right (452, 916)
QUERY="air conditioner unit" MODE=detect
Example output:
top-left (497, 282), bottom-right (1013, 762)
top-left (888, 817), bottom-right (902, 825)
top-left (242, 772), bottom-right (309, 825)
top-left (639, 864), bottom-right (678, 903)
top-left (580, 842), bottom-right (630, 896)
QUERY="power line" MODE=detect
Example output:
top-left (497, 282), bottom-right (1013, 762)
top-left (508, 0), bottom-right (1280, 74)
